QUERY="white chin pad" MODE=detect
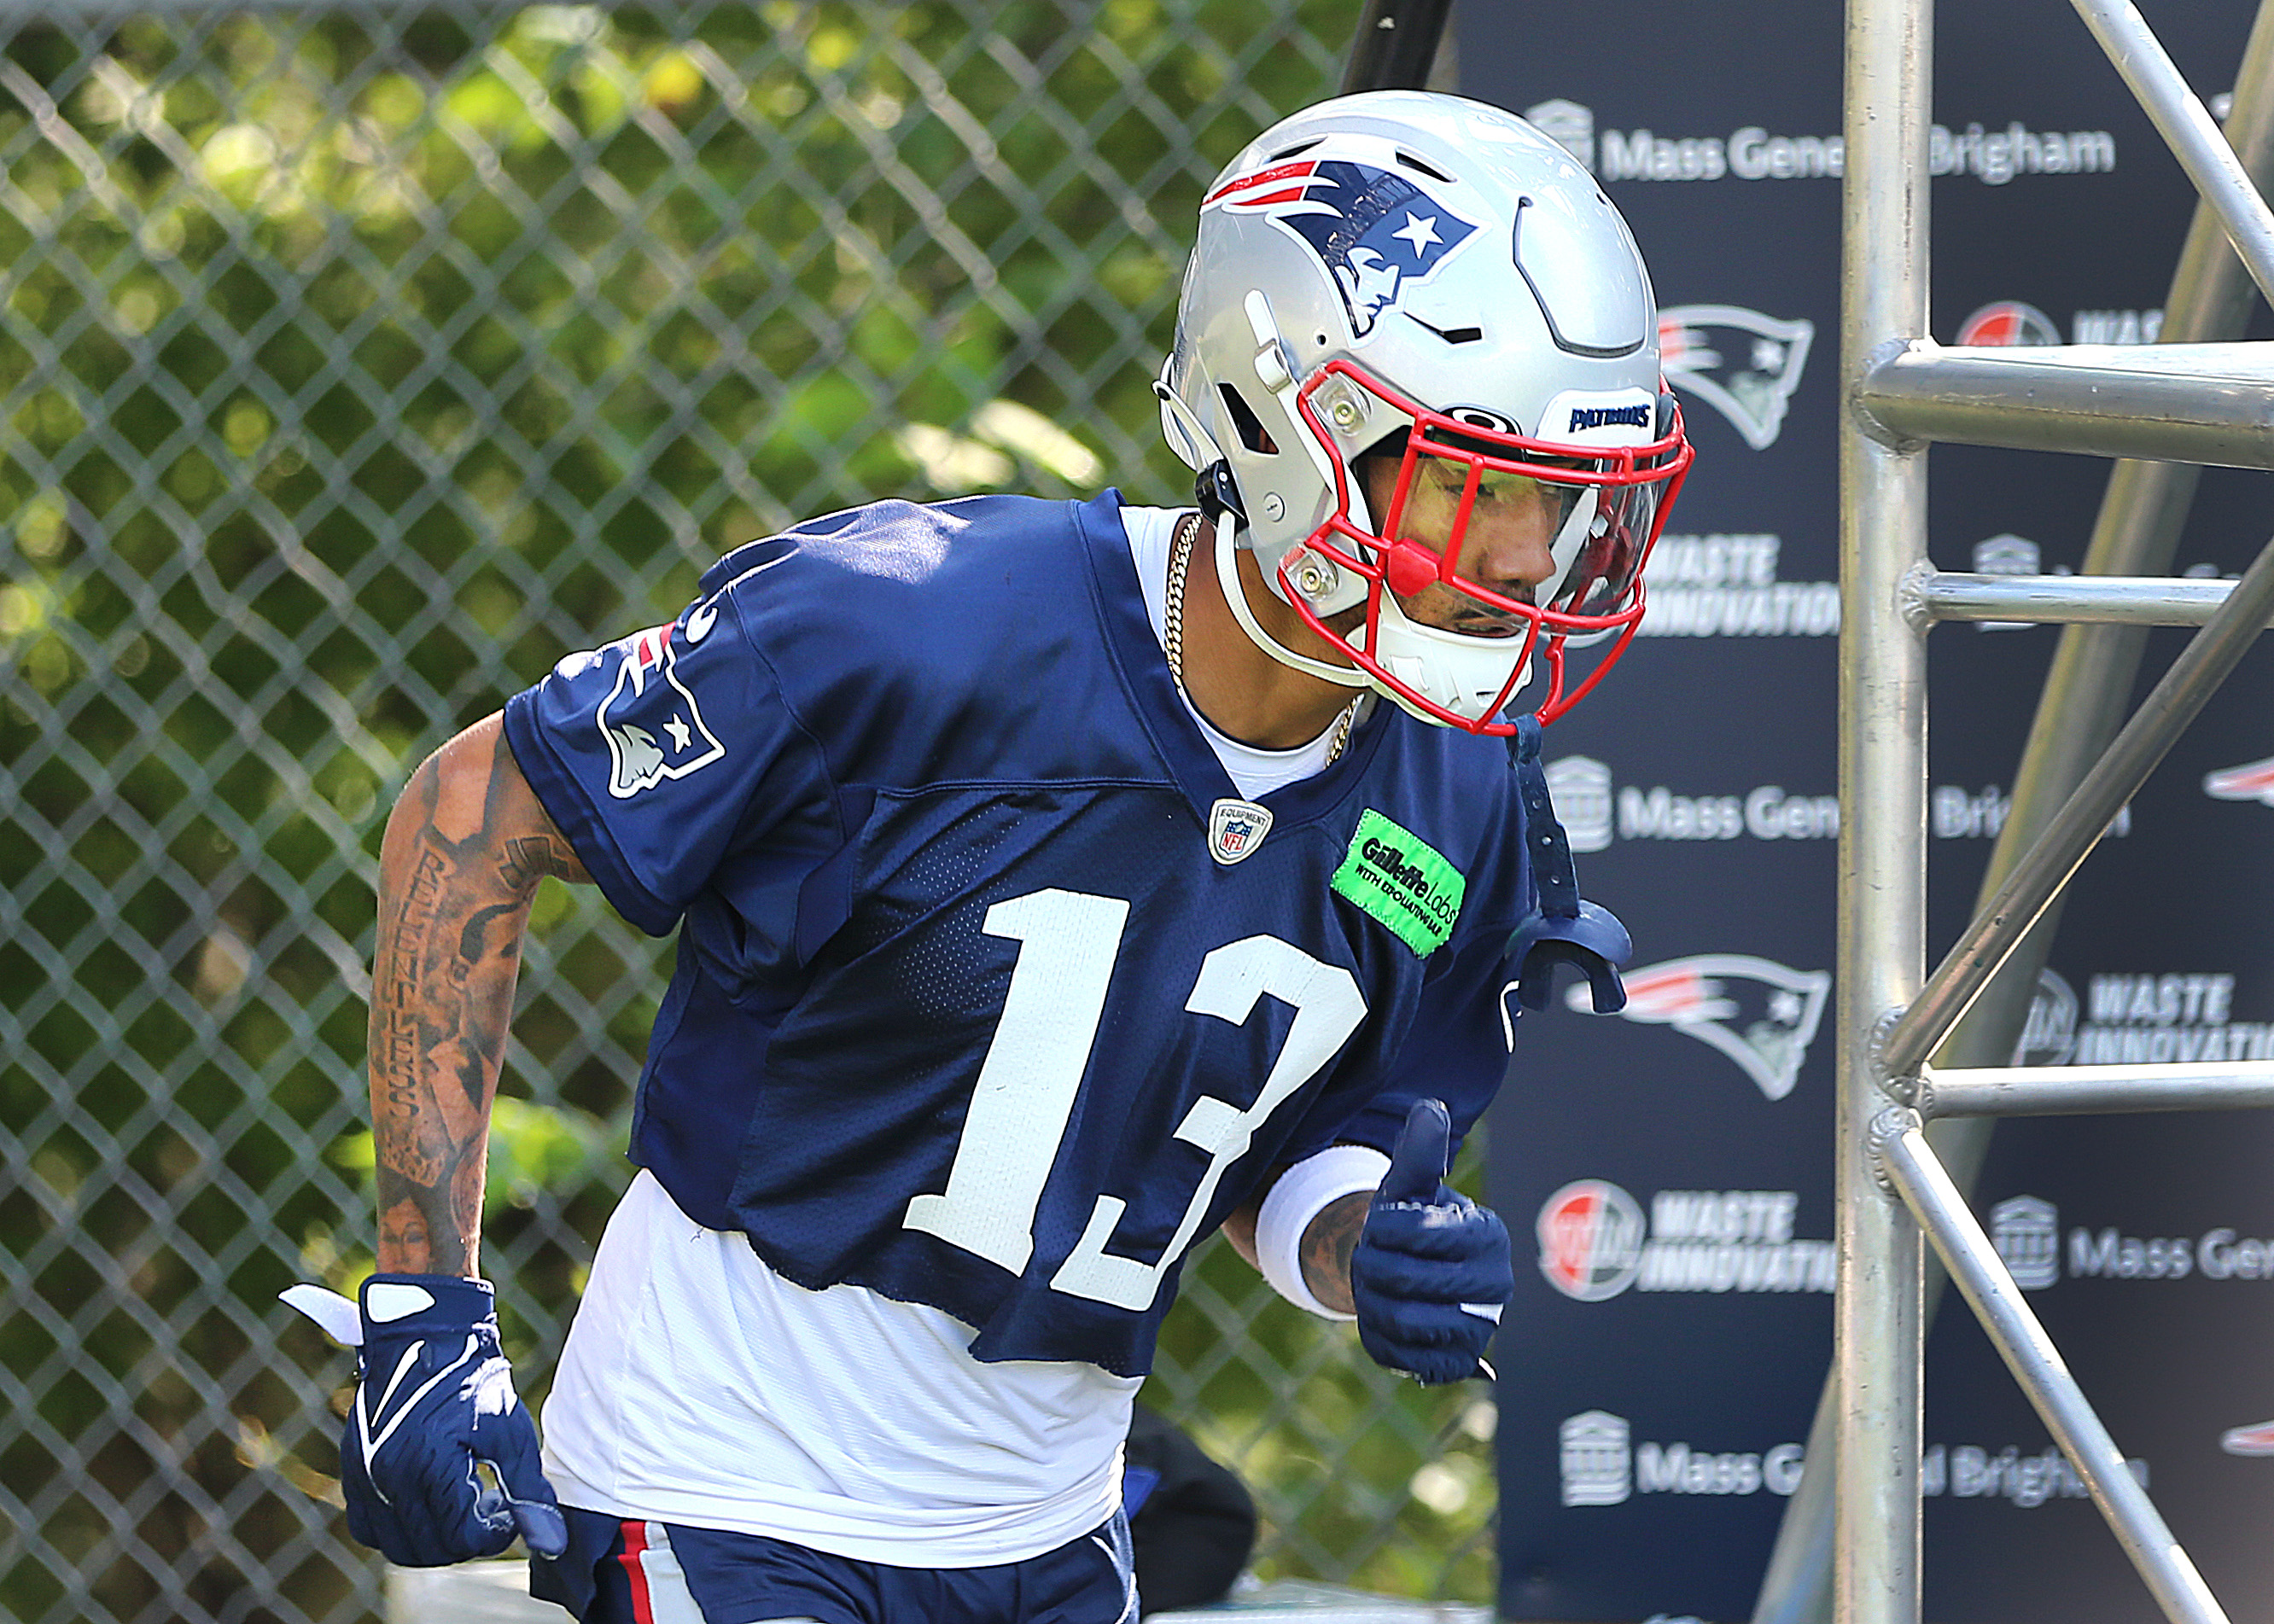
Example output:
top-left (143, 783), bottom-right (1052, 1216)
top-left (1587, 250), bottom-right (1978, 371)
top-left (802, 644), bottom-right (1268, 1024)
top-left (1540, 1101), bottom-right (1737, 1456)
top-left (1372, 593), bottom-right (1533, 724)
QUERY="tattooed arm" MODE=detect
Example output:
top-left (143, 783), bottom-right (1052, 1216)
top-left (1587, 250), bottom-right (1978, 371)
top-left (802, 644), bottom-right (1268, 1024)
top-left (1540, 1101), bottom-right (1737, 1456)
top-left (1222, 1188), bottom-right (1370, 1316)
top-left (369, 712), bottom-right (592, 1277)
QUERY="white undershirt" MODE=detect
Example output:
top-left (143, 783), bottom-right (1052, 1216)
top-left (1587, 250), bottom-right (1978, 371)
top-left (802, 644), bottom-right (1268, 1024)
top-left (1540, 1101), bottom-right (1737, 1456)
top-left (542, 1173), bottom-right (1134, 1566)
top-left (1122, 505), bottom-right (1358, 800)
top-left (539, 507), bottom-right (1342, 1569)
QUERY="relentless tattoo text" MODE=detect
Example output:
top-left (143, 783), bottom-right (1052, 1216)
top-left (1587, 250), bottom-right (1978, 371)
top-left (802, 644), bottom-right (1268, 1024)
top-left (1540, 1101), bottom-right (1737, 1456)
top-left (368, 717), bottom-right (591, 1275)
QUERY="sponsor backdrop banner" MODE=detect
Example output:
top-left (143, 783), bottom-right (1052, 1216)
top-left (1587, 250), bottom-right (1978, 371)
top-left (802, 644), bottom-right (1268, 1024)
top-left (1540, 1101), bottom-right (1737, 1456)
top-left (1465, 6), bottom-right (2274, 1621)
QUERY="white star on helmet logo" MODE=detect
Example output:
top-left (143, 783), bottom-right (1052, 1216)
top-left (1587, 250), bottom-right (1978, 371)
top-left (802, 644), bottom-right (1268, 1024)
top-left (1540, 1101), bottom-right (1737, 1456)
top-left (1392, 211), bottom-right (1443, 258)
top-left (664, 713), bottom-right (693, 752)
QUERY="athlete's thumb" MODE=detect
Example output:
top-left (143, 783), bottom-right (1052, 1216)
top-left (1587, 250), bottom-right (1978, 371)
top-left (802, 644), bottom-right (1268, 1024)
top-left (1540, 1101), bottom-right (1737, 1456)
top-left (1379, 1098), bottom-right (1452, 1205)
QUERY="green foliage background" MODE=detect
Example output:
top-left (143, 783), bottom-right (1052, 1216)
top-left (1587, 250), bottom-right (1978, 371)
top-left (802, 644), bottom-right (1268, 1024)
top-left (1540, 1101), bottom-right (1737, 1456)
top-left (0, 4), bottom-right (1498, 1620)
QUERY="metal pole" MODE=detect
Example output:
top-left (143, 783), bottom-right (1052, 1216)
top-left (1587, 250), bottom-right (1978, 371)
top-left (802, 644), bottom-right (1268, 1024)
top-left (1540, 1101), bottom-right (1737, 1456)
top-left (1880, 522), bottom-right (2274, 1083)
top-left (1877, 1122), bottom-right (2231, 1624)
top-left (1828, 0), bottom-right (1928, 1618)
top-left (1758, 7), bottom-right (2274, 1615)
top-left (1751, 1378), bottom-right (1842, 1624)
top-left (1921, 1062), bottom-right (2274, 1118)
top-left (1914, 0), bottom-right (2274, 1198)
top-left (2073, 0), bottom-right (2274, 311)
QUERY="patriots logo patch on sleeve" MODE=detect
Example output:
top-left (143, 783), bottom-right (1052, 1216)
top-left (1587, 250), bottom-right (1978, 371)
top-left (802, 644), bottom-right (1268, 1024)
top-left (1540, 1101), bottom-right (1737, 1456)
top-left (1206, 159), bottom-right (1478, 340)
top-left (594, 621), bottom-right (726, 798)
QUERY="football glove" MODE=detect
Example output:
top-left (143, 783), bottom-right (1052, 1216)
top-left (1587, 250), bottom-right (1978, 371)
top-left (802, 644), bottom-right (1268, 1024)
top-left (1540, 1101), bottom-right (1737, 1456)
top-left (282, 1273), bottom-right (568, 1566)
top-left (1349, 1099), bottom-right (1512, 1385)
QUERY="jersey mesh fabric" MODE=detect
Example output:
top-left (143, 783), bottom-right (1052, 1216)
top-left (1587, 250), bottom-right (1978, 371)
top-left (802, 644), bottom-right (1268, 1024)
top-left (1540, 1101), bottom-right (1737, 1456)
top-left (503, 490), bottom-right (1532, 1383)
top-left (532, 503), bottom-right (1466, 1566)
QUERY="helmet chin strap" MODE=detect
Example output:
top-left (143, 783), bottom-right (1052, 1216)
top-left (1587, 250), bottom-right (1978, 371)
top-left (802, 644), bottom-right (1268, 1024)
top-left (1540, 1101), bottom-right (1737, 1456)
top-left (1210, 516), bottom-right (1370, 688)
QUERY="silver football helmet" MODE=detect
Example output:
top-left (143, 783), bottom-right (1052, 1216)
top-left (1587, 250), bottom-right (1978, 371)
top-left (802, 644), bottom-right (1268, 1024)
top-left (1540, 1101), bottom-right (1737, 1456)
top-left (1156, 90), bottom-right (1692, 731)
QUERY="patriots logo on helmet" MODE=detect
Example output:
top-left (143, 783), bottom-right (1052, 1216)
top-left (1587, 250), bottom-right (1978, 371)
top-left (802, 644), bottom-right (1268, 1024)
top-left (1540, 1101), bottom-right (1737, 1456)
top-left (1659, 305), bottom-right (1814, 451)
top-left (2204, 755), bottom-right (2274, 806)
top-left (1206, 159), bottom-right (1478, 340)
top-left (1567, 952), bottom-right (1830, 1101)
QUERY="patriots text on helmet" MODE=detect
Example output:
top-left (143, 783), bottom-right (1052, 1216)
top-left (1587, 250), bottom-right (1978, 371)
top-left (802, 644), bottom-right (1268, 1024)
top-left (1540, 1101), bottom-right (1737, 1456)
top-left (1567, 405), bottom-right (1653, 433)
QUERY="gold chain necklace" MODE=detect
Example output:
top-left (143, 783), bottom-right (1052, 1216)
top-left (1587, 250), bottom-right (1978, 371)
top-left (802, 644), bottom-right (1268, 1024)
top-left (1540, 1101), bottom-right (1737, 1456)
top-left (1165, 512), bottom-right (1361, 764)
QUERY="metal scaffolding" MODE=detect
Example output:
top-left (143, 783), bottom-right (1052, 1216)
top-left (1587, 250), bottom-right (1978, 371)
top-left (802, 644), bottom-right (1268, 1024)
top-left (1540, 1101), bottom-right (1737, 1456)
top-left (1751, 0), bottom-right (2274, 1621)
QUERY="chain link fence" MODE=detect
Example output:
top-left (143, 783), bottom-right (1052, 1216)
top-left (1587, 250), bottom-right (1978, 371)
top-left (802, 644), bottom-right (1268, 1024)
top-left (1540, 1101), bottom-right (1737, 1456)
top-left (0, 3), bottom-right (1496, 1621)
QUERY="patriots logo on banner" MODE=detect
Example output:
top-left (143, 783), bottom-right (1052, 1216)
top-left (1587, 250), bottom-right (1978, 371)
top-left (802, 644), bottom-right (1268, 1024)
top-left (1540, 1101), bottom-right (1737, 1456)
top-left (2204, 754), bottom-right (2274, 806)
top-left (1567, 952), bottom-right (1830, 1101)
top-left (2221, 1418), bottom-right (2274, 1457)
top-left (1207, 160), bottom-right (1478, 339)
top-left (593, 620), bottom-right (726, 799)
top-left (1658, 304), bottom-right (1815, 451)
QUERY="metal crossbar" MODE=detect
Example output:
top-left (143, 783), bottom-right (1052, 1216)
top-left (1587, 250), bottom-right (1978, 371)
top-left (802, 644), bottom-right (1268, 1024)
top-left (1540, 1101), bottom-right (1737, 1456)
top-left (1781, 0), bottom-right (2274, 1621)
top-left (1916, 1062), bottom-right (2274, 1118)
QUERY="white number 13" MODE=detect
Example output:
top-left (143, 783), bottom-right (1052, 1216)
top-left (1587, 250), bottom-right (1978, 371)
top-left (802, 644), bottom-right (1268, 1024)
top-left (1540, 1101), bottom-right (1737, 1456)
top-left (902, 887), bottom-right (1367, 1311)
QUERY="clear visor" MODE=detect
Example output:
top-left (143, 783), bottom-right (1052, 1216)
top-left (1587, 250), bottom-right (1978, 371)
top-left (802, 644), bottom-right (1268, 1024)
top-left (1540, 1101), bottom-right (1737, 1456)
top-left (1289, 360), bottom-right (1694, 728)
top-left (1367, 424), bottom-right (1673, 641)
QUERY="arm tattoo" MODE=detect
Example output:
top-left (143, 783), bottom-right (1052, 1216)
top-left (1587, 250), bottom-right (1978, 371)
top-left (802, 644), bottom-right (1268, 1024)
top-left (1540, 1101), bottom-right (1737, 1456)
top-left (367, 716), bottom-right (590, 1275)
top-left (1299, 1191), bottom-right (1373, 1318)
top-left (498, 834), bottom-right (587, 894)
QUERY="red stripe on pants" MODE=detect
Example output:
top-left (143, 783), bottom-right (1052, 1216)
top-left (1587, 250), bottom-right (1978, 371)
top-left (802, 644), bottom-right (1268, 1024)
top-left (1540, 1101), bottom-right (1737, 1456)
top-left (618, 1519), bottom-right (656, 1624)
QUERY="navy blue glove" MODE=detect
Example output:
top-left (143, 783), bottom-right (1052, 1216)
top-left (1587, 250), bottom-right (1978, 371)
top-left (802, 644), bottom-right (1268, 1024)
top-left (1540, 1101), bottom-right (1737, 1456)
top-left (286, 1274), bottom-right (567, 1566)
top-left (1350, 1100), bottom-right (1512, 1385)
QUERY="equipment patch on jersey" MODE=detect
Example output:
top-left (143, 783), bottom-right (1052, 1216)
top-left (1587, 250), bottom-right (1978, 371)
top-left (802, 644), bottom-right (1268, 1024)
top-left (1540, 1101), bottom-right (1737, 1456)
top-left (1206, 159), bottom-right (1478, 341)
top-left (593, 620), bottom-right (726, 798)
top-left (1207, 797), bottom-right (1273, 865)
top-left (1332, 809), bottom-right (1465, 956)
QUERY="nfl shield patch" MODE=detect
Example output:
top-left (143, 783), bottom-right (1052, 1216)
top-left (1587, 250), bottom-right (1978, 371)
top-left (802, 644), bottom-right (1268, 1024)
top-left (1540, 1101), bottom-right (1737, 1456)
top-left (1207, 798), bottom-right (1273, 866)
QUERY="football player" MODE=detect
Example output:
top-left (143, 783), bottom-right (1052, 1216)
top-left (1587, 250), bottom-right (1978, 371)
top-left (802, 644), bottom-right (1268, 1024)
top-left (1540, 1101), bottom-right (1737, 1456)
top-left (291, 90), bottom-right (1690, 1622)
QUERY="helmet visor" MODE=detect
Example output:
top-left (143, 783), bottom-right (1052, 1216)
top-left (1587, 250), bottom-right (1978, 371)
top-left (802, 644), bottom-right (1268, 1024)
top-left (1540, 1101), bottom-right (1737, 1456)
top-left (1286, 361), bottom-right (1694, 728)
top-left (1367, 421), bottom-right (1679, 641)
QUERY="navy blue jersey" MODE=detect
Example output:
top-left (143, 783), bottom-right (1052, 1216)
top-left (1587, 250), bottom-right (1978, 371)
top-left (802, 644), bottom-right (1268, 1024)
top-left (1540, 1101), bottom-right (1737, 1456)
top-left (504, 492), bottom-right (1534, 1376)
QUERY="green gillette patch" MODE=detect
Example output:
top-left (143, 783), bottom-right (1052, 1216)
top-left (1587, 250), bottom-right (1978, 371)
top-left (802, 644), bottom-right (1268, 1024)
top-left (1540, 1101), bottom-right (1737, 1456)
top-left (1332, 809), bottom-right (1466, 957)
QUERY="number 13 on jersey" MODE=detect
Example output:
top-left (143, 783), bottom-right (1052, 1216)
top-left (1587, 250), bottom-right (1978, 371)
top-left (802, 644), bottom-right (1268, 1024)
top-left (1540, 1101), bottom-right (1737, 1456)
top-left (904, 887), bottom-right (1368, 1311)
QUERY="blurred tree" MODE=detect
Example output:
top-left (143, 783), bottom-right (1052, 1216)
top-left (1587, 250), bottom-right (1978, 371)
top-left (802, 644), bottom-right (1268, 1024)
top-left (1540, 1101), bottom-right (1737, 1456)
top-left (0, 4), bottom-right (1496, 1620)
